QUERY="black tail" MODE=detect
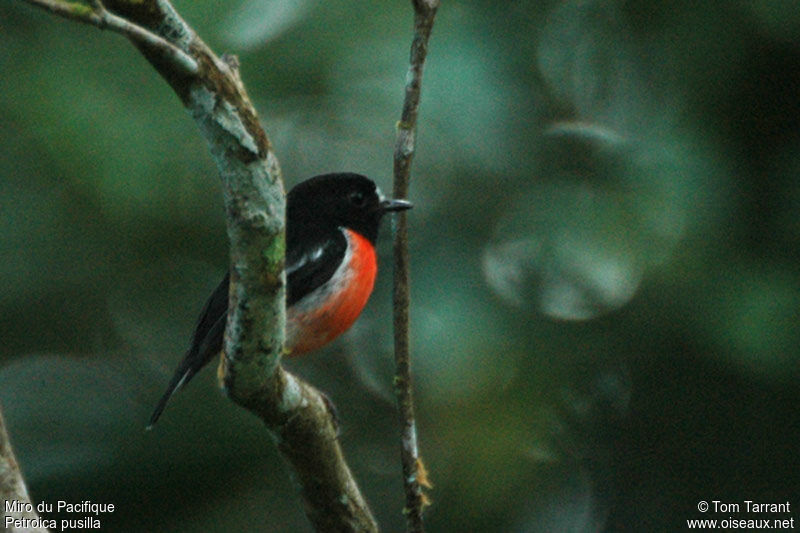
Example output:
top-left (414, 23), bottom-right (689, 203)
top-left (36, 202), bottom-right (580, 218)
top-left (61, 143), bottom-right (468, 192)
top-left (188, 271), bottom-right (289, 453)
top-left (147, 357), bottom-right (197, 429)
top-left (147, 274), bottom-right (230, 429)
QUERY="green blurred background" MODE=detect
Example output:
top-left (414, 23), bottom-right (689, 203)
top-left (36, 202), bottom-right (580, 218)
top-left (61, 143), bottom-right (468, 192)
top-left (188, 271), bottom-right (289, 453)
top-left (2, 0), bottom-right (799, 531)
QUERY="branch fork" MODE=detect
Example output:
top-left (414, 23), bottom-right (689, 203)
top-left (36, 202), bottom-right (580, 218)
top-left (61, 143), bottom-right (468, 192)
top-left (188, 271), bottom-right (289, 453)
top-left (15, 0), bottom-right (440, 530)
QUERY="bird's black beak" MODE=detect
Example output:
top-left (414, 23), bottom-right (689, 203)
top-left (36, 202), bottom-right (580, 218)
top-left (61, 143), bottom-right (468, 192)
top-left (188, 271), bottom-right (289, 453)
top-left (381, 198), bottom-right (413, 212)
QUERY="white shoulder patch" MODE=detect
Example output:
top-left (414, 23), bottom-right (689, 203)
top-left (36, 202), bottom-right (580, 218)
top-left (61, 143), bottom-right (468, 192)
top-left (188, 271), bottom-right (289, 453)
top-left (286, 244), bottom-right (329, 276)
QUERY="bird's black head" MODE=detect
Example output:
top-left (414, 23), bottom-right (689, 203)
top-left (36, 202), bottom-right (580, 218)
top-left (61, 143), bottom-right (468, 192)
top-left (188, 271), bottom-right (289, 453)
top-left (288, 173), bottom-right (412, 243)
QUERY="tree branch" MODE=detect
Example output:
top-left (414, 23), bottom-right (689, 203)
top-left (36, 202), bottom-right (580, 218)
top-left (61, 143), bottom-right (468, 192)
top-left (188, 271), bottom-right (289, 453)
top-left (392, 1), bottom-right (439, 532)
top-left (18, 0), bottom-right (376, 530)
top-left (20, 0), bottom-right (198, 75)
top-left (0, 407), bottom-right (48, 533)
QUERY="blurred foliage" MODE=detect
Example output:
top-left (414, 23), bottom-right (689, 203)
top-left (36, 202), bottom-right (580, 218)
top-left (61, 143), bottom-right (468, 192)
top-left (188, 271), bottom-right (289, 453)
top-left (2, 0), bottom-right (800, 531)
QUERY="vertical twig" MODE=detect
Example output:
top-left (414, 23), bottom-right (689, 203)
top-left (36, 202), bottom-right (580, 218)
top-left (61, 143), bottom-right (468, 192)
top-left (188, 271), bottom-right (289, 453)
top-left (393, 1), bottom-right (439, 532)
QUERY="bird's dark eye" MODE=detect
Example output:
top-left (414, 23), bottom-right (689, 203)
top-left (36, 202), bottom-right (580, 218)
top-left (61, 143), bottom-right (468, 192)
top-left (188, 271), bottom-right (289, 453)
top-left (348, 191), bottom-right (366, 207)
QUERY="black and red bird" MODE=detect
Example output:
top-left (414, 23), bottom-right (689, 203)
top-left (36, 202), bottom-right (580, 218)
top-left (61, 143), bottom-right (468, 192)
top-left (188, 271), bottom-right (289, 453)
top-left (148, 173), bottom-right (411, 427)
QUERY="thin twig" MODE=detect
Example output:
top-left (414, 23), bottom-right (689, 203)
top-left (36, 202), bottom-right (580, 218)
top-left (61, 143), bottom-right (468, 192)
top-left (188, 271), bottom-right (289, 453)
top-left (21, 0), bottom-right (198, 74)
top-left (392, 1), bottom-right (439, 532)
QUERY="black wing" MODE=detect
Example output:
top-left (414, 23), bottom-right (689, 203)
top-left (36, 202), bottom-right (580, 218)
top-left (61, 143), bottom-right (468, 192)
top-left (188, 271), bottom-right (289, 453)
top-left (147, 272), bottom-right (229, 428)
top-left (148, 228), bottom-right (346, 427)
top-left (286, 228), bottom-right (347, 306)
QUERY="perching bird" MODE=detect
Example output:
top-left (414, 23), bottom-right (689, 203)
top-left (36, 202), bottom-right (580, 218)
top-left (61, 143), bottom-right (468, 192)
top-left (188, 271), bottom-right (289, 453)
top-left (148, 173), bottom-right (412, 427)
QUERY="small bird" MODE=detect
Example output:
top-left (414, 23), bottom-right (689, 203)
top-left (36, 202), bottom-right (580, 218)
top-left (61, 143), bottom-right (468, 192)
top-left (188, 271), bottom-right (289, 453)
top-left (148, 173), bottom-right (412, 427)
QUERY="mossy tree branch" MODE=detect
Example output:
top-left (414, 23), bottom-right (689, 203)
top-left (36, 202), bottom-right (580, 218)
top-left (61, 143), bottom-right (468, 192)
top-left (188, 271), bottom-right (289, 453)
top-left (0, 408), bottom-right (48, 532)
top-left (17, 0), bottom-right (376, 530)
